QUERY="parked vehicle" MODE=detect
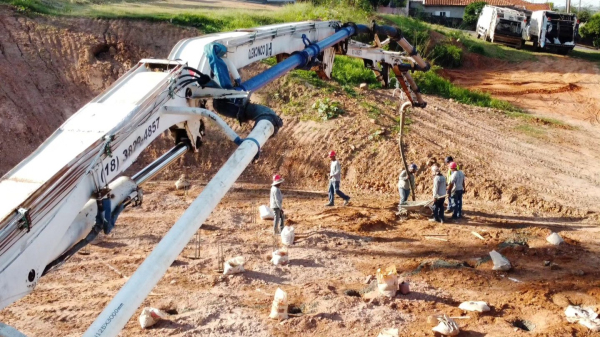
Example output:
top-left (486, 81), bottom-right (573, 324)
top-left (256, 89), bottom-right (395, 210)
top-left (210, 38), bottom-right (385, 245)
top-left (476, 5), bottom-right (526, 48)
top-left (522, 11), bottom-right (578, 54)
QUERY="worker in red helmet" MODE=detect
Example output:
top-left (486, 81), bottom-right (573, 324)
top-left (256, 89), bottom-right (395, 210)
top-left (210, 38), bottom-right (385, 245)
top-left (325, 151), bottom-right (351, 207)
top-left (446, 162), bottom-right (466, 220)
top-left (270, 174), bottom-right (285, 234)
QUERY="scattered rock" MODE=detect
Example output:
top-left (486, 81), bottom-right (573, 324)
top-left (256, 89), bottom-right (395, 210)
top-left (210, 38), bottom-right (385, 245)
top-left (489, 250), bottom-right (511, 271)
top-left (573, 269), bottom-right (585, 276)
top-left (359, 83), bottom-right (368, 90)
top-left (543, 260), bottom-right (551, 266)
top-left (365, 275), bottom-right (374, 284)
top-left (139, 307), bottom-right (168, 329)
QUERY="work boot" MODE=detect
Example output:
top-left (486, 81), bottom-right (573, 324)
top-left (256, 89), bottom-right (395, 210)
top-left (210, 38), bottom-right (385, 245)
top-left (324, 203), bottom-right (334, 207)
top-left (343, 198), bottom-right (350, 206)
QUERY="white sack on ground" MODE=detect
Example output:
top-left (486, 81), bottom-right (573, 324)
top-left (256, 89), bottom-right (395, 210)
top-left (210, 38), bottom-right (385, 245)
top-left (431, 314), bottom-right (460, 336)
top-left (269, 288), bottom-right (288, 320)
top-left (281, 226), bottom-right (295, 246)
top-left (223, 256), bottom-right (245, 275)
top-left (546, 232), bottom-right (564, 245)
top-left (459, 301), bottom-right (490, 312)
top-left (259, 205), bottom-right (274, 220)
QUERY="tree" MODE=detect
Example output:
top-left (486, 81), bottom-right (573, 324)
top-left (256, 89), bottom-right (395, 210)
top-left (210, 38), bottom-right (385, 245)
top-left (580, 13), bottom-right (600, 47)
top-left (574, 9), bottom-right (592, 23)
top-left (463, 1), bottom-right (487, 28)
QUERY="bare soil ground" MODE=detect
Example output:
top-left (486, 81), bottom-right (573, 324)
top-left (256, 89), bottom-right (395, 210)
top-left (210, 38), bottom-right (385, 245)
top-left (1, 8), bottom-right (600, 337)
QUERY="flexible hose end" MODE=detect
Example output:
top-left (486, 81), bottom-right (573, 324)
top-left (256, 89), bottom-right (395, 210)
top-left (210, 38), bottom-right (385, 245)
top-left (245, 103), bottom-right (283, 136)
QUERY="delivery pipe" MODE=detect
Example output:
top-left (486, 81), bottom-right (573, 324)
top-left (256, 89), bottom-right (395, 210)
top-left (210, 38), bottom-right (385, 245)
top-left (84, 119), bottom-right (274, 337)
top-left (238, 25), bottom-right (361, 92)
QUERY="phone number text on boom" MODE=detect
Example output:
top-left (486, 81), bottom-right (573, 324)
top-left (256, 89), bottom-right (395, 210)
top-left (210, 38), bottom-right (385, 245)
top-left (122, 117), bottom-right (160, 161)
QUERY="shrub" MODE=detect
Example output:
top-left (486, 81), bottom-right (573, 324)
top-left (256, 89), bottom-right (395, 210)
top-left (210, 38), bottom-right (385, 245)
top-left (312, 98), bottom-right (344, 120)
top-left (430, 43), bottom-right (463, 68)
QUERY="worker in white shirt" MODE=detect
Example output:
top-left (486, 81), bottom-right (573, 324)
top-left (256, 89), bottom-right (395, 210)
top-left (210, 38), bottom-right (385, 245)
top-left (270, 174), bottom-right (285, 234)
top-left (325, 151), bottom-right (351, 207)
top-left (430, 165), bottom-right (447, 223)
top-left (398, 163), bottom-right (418, 206)
top-left (447, 162), bottom-right (466, 219)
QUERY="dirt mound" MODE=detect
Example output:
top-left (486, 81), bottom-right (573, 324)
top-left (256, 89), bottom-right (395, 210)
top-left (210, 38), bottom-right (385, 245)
top-left (0, 9), bottom-right (197, 175)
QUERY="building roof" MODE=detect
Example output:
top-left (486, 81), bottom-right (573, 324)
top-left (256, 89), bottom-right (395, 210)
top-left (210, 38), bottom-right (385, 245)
top-left (422, 0), bottom-right (551, 11)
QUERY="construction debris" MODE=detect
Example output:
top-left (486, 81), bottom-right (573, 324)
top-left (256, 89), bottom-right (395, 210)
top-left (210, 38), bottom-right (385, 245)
top-left (565, 305), bottom-right (600, 331)
top-left (271, 248), bottom-right (289, 266)
top-left (546, 232), bottom-right (564, 246)
top-left (459, 301), bottom-right (490, 312)
top-left (269, 288), bottom-right (288, 320)
top-left (259, 205), bottom-right (274, 220)
top-left (376, 265), bottom-right (398, 297)
top-left (430, 314), bottom-right (460, 336)
top-left (223, 256), bottom-right (245, 275)
top-left (139, 307), bottom-right (168, 329)
top-left (281, 226), bottom-right (295, 246)
top-left (377, 328), bottom-right (399, 337)
top-left (489, 250), bottom-right (512, 271)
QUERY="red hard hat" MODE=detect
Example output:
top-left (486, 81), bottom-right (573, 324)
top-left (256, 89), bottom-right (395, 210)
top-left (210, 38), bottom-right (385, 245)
top-left (450, 162), bottom-right (458, 169)
top-left (328, 151), bottom-right (336, 158)
top-left (273, 174), bottom-right (282, 182)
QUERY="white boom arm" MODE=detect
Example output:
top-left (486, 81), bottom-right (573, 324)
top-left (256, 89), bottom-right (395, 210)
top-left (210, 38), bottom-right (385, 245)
top-left (0, 20), bottom-right (428, 335)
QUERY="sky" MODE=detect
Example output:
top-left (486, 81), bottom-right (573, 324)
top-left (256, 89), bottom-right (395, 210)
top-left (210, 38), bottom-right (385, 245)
top-left (528, 0), bottom-right (598, 9)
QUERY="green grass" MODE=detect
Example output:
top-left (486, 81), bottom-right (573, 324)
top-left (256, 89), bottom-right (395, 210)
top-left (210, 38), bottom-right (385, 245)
top-left (514, 124), bottom-right (546, 138)
top-left (413, 68), bottom-right (521, 112)
top-left (570, 48), bottom-right (600, 64)
top-left (0, 1), bottom-right (371, 32)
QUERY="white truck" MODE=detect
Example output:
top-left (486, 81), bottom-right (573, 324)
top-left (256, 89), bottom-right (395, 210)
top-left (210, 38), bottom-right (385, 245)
top-left (522, 10), bottom-right (578, 54)
top-left (476, 5), bottom-right (526, 48)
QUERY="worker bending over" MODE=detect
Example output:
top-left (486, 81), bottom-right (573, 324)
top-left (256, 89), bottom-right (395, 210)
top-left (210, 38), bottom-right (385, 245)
top-left (430, 165), bottom-right (447, 223)
top-left (447, 162), bottom-right (466, 219)
top-left (270, 174), bottom-right (285, 234)
top-left (325, 151), bottom-right (351, 207)
top-left (398, 163), bottom-right (418, 207)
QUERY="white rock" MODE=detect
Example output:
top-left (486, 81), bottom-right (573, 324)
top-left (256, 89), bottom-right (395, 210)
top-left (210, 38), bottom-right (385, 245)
top-left (546, 232), bottom-right (564, 245)
top-left (359, 83), bottom-right (368, 90)
top-left (489, 250), bottom-right (512, 271)
top-left (139, 307), bottom-right (168, 329)
top-left (459, 301), bottom-right (490, 312)
top-left (565, 305), bottom-right (600, 331)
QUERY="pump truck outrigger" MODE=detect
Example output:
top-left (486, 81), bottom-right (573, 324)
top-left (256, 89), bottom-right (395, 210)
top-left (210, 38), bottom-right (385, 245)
top-left (0, 20), bottom-right (429, 336)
